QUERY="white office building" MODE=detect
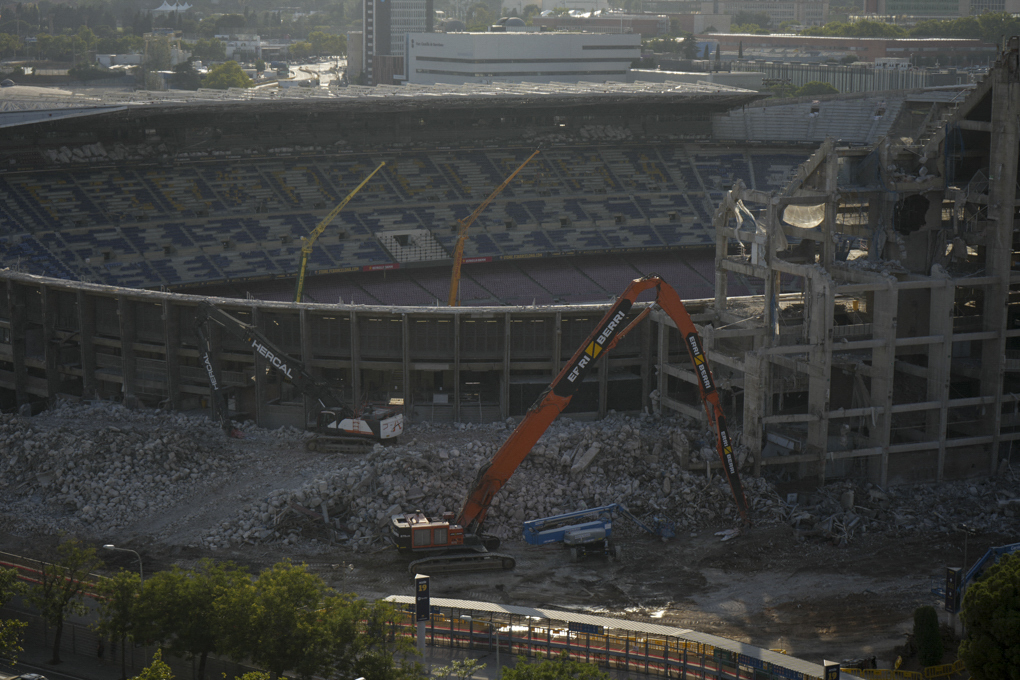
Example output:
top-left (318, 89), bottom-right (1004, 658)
top-left (404, 32), bottom-right (641, 85)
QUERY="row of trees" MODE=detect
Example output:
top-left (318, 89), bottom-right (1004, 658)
top-left (1, 539), bottom-right (421, 680)
top-left (1, 538), bottom-right (618, 680)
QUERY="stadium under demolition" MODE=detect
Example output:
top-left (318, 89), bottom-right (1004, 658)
top-left (3, 41), bottom-right (1020, 680)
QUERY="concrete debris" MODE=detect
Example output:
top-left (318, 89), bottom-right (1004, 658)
top-left (3, 401), bottom-right (1017, 555)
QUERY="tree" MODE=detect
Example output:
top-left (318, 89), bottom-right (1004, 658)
top-left (27, 538), bottom-right (103, 664)
top-left (96, 570), bottom-right (142, 680)
top-left (502, 653), bottom-right (610, 680)
top-left (171, 61), bottom-right (202, 90)
top-left (322, 595), bottom-right (422, 680)
top-left (435, 659), bottom-right (486, 680)
top-left (793, 81), bottom-right (838, 97)
top-left (132, 649), bottom-right (173, 680)
top-left (202, 61), bottom-right (253, 89)
top-left (959, 553), bottom-right (1020, 680)
top-left (220, 561), bottom-right (331, 679)
top-left (913, 605), bottom-right (943, 667)
top-left (135, 560), bottom-right (248, 680)
top-left (189, 38), bottom-right (226, 62)
top-left (522, 4), bottom-right (542, 24)
top-left (731, 11), bottom-right (771, 31)
top-left (1, 566), bottom-right (28, 664)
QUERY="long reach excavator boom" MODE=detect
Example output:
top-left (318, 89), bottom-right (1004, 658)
top-left (390, 275), bottom-right (749, 574)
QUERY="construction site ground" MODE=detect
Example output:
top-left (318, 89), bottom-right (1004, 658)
top-left (0, 415), bottom-right (1004, 672)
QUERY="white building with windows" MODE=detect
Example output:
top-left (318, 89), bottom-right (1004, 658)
top-left (404, 32), bottom-right (640, 85)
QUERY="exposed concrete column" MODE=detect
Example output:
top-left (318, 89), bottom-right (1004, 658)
top-left (6, 283), bottom-right (27, 407)
top-left (714, 212), bottom-right (729, 313)
top-left (40, 286), bottom-right (60, 400)
top-left (502, 312), bottom-right (511, 420)
top-left (403, 313), bottom-right (412, 416)
top-left (252, 306), bottom-right (267, 427)
top-left (656, 317), bottom-right (667, 417)
top-left (805, 270), bottom-right (835, 484)
top-left (641, 317), bottom-right (652, 413)
top-left (979, 63), bottom-right (1019, 474)
top-left (553, 311), bottom-right (562, 378)
top-left (118, 297), bottom-right (137, 403)
top-left (162, 300), bottom-right (182, 410)
top-left (822, 151), bottom-right (840, 265)
top-left (763, 201), bottom-right (780, 344)
top-left (453, 311), bottom-right (461, 423)
top-left (350, 310), bottom-right (361, 405)
top-left (926, 277), bottom-right (955, 482)
top-left (76, 290), bottom-right (97, 399)
top-left (743, 350), bottom-right (765, 477)
top-left (870, 283), bottom-right (898, 486)
top-left (300, 309), bottom-right (313, 428)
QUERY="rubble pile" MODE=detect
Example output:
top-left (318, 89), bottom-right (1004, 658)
top-left (786, 476), bottom-right (1020, 547)
top-left (203, 413), bottom-right (786, 551)
top-left (0, 401), bottom-right (238, 535)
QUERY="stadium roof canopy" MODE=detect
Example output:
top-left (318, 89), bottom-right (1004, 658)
top-left (0, 80), bottom-right (765, 128)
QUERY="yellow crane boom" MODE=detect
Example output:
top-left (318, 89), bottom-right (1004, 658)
top-left (295, 161), bottom-right (387, 303)
top-left (448, 149), bottom-right (541, 306)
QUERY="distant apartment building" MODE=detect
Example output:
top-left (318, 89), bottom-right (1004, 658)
top-left (362, 0), bottom-right (434, 85)
top-left (404, 31), bottom-right (640, 84)
top-left (721, 0), bottom-right (828, 26)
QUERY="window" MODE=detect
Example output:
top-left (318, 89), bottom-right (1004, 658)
top-left (433, 527), bottom-right (447, 544)
top-left (413, 528), bottom-right (431, 547)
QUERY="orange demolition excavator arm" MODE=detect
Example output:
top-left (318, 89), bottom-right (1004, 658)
top-left (455, 275), bottom-right (750, 534)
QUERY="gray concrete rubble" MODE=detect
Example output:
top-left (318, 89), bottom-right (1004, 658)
top-left (1, 401), bottom-right (1017, 555)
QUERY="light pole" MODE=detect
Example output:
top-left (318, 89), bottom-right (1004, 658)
top-left (461, 615), bottom-right (499, 671)
top-left (103, 544), bottom-right (144, 584)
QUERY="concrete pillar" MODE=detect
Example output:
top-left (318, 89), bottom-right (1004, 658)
top-left (6, 283), bottom-right (27, 407)
top-left (553, 311), bottom-right (562, 378)
top-left (300, 309), bottom-right (314, 428)
top-left (870, 284), bottom-right (898, 486)
top-left (641, 316), bottom-right (652, 413)
top-left (502, 312), bottom-right (511, 420)
top-left (252, 306), bottom-right (267, 427)
top-left (351, 310), bottom-right (361, 406)
top-left (454, 312), bottom-right (461, 422)
top-left (162, 300), bottom-right (182, 410)
top-left (118, 296), bottom-right (137, 402)
top-left (40, 286), bottom-right (60, 400)
top-left (76, 290), bottom-right (97, 399)
top-left (656, 318), bottom-right (668, 417)
top-left (403, 313), bottom-right (412, 416)
top-left (743, 350), bottom-right (765, 477)
top-left (805, 271), bottom-right (835, 484)
top-left (927, 278), bottom-right (955, 482)
top-left (979, 63), bottom-right (1019, 474)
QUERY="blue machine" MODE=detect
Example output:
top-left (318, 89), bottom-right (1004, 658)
top-left (523, 504), bottom-right (674, 561)
top-left (930, 540), bottom-right (1020, 611)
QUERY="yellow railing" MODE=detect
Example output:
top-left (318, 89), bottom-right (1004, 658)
top-left (845, 660), bottom-right (966, 680)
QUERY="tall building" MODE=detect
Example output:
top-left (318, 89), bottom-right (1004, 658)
top-left (363, 0), bottom-right (434, 85)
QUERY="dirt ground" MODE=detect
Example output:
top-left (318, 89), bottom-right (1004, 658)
top-left (1, 417), bottom-right (1009, 671)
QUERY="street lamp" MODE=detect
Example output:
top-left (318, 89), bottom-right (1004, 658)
top-left (461, 615), bottom-right (499, 671)
top-left (103, 544), bottom-right (144, 584)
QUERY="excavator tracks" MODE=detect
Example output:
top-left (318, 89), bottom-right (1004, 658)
top-left (407, 551), bottom-right (516, 575)
top-left (305, 437), bottom-right (376, 454)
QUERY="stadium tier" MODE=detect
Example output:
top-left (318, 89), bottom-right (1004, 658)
top-left (0, 145), bottom-right (809, 298)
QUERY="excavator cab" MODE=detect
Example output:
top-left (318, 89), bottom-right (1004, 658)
top-left (390, 511), bottom-right (465, 552)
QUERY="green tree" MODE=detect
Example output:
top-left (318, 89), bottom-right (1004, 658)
top-left (1, 566), bottom-right (28, 664)
top-left (189, 38), bottom-right (226, 62)
top-left (435, 658), bottom-right (486, 680)
top-left (132, 648), bottom-right (173, 680)
top-left (171, 61), bottom-right (202, 90)
top-left (522, 4), bottom-right (541, 24)
top-left (793, 81), bottom-right (838, 96)
top-left (502, 653), bottom-right (610, 680)
top-left (913, 605), bottom-right (943, 667)
top-left (959, 553), bottom-right (1020, 680)
top-left (27, 538), bottom-right (103, 664)
top-left (135, 560), bottom-right (248, 680)
top-left (202, 61), bottom-right (253, 89)
top-left (731, 10), bottom-right (771, 31)
top-left (96, 570), bottom-right (142, 680)
top-left (466, 3), bottom-right (494, 31)
top-left (323, 595), bottom-right (422, 680)
top-left (220, 560), bottom-right (331, 679)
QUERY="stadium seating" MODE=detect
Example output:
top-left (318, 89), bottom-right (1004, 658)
top-left (0, 142), bottom-right (810, 297)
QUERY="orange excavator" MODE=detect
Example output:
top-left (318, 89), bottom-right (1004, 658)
top-left (389, 275), bottom-right (750, 574)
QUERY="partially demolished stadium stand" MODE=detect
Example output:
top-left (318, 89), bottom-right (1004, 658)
top-left (657, 39), bottom-right (1020, 485)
